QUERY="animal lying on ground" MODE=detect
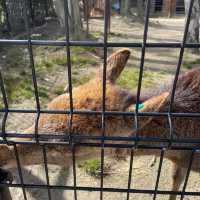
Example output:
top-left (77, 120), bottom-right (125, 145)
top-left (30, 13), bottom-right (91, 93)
top-left (0, 48), bottom-right (199, 200)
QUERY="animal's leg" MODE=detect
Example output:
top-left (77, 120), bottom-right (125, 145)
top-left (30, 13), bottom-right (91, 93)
top-left (169, 163), bottom-right (187, 200)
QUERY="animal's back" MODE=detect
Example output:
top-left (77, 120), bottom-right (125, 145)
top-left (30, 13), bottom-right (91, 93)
top-left (172, 67), bottom-right (200, 138)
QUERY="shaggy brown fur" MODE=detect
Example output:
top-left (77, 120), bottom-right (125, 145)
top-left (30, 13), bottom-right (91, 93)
top-left (0, 49), bottom-right (200, 200)
top-left (129, 68), bottom-right (200, 200)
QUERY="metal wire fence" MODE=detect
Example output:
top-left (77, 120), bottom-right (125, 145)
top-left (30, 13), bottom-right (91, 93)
top-left (0, 0), bottom-right (199, 200)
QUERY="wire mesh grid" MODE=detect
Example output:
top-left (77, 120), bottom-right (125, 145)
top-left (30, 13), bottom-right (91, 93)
top-left (0, 0), bottom-right (200, 200)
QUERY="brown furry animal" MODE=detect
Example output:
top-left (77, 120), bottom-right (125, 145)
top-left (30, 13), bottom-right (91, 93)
top-left (0, 49), bottom-right (200, 200)
top-left (128, 67), bottom-right (200, 200)
top-left (0, 48), bottom-right (134, 165)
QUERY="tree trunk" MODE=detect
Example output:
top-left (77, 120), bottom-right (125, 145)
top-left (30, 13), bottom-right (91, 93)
top-left (162, 0), bottom-right (177, 17)
top-left (68, 0), bottom-right (83, 39)
top-left (121, 0), bottom-right (132, 17)
top-left (136, 0), bottom-right (145, 21)
top-left (54, 0), bottom-right (83, 40)
top-left (184, 0), bottom-right (199, 53)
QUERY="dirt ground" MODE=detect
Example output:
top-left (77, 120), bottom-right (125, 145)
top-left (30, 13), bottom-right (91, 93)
top-left (2, 15), bottom-right (200, 199)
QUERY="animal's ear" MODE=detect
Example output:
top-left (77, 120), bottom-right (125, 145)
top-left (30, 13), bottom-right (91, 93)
top-left (106, 48), bottom-right (131, 83)
top-left (128, 92), bottom-right (169, 128)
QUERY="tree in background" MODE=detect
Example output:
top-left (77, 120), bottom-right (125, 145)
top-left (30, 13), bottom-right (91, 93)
top-left (120, 0), bottom-right (132, 17)
top-left (67, 0), bottom-right (83, 39)
top-left (120, 0), bottom-right (146, 21)
top-left (53, 0), bottom-right (83, 40)
top-left (184, 0), bottom-right (199, 53)
top-left (162, 0), bottom-right (177, 17)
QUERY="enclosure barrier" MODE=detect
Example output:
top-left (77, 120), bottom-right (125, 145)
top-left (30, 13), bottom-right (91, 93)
top-left (0, 0), bottom-right (200, 200)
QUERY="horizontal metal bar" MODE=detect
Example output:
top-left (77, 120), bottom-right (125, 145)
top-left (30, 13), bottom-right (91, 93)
top-left (1, 133), bottom-right (200, 144)
top-left (1, 108), bottom-right (200, 118)
top-left (0, 39), bottom-right (200, 48)
top-left (0, 183), bottom-right (199, 196)
top-left (0, 139), bottom-right (199, 151)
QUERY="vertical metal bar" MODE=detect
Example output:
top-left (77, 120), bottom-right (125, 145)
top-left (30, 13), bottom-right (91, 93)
top-left (0, 72), bottom-right (8, 110)
top-left (126, 148), bottom-right (134, 200)
top-left (135, 0), bottom-right (151, 113)
top-left (180, 150), bottom-right (195, 200)
top-left (1, 112), bottom-right (8, 143)
top-left (34, 113), bottom-right (40, 142)
top-left (127, 3), bottom-right (151, 199)
top-left (135, 0), bottom-right (151, 146)
top-left (72, 144), bottom-right (77, 199)
top-left (42, 145), bottom-right (52, 200)
top-left (13, 144), bottom-right (27, 200)
top-left (24, 0), bottom-right (41, 142)
top-left (169, 0), bottom-right (194, 112)
top-left (134, 0), bottom-right (151, 148)
top-left (63, 0), bottom-right (77, 199)
top-left (167, 113), bottom-right (173, 147)
top-left (0, 18), bottom-right (11, 200)
top-left (127, 116), bottom-right (138, 199)
top-left (153, 149), bottom-right (165, 200)
top-left (0, 71), bottom-right (8, 143)
top-left (63, 0), bottom-right (73, 115)
top-left (100, 0), bottom-right (110, 199)
top-left (100, 133), bottom-right (105, 200)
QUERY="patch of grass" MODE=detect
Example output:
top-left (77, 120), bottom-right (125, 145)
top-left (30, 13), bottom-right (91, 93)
top-left (72, 74), bottom-right (92, 86)
top-left (78, 159), bottom-right (111, 178)
top-left (78, 159), bottom-right (101, 177)
top-left (71, 55), bottom-right (97, 67)
top-left (117, 68), bottom-right (167, 90)
top-left (53, 85), bottom-right (65, 96)
top-left (89, 31), bottom-right (103, 40)
top-left (4, 76), bottom-right (33, 102)
top-left (16, 33), bottom-right (46, 40)
top-left (183, 58), bottom-right (200, 70)
top-left (109, 32), bottom-right (126, 37)
top-left (4, 47), bottom-right (27, 69)
top-left (71, 46), bottom-right (96, 54)
top-left (2, 42), bottom-right (98, 106)
top-left (3, 74), bottom-right (49, 104)
top-left (51, 56), bottom-right (67, 66)
top-left (38, 85), bottom-right (49, 98)
top-left (51, 52), bottom-right (98, 68)
top-left (35, 59), bottom-right (54, 76)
